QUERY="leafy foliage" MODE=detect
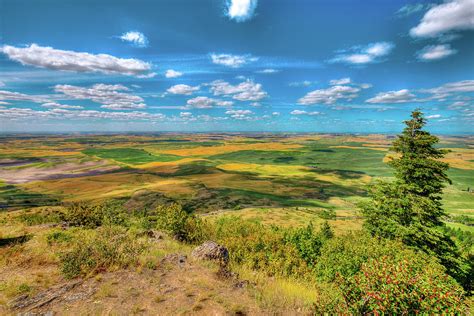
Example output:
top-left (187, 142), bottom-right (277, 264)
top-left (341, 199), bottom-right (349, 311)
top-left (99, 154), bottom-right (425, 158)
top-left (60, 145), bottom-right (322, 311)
top-left (338, 255), bottom-right (465, 314)
top-left (154, 203), bottom-right (208, 243)
top-left (60, 226), bottom-right (147, 278)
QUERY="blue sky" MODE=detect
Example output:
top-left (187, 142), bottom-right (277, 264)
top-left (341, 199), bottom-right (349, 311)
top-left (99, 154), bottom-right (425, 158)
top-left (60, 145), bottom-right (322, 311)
top-left (1, 0), bottom-right (473, 133)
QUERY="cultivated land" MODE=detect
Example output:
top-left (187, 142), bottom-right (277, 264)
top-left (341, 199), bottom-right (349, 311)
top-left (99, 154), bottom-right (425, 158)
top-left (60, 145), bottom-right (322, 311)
top-left (1, 134), bottom-right (472, 228)
top-left (0, 133), bottom-right (473, 313)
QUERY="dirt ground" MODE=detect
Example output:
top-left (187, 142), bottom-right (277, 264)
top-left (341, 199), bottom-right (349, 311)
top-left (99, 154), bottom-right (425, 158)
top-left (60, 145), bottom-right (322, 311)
top-left (5, 254), bottom-right (263, 316)
top-left (0, 160), bottom-right (120, 184)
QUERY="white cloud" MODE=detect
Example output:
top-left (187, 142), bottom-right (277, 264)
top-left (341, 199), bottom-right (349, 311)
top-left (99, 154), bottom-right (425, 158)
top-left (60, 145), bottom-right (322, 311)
top-left (422, 80), bottom-right (474, 96)
top-left (226, 0), bottom-right (258, 22)
top-left (272, 112), bottom-right (280, 116)
top-left (329, 78), bottom-right (351, 85)
top-left (426, 114), bottom-right (441, 119)
top-left (165, 69), bottom-right (183, 78)
top-left (186, 96), bottom-right (232, 109)
top-left (209, 79), bottom-right (267, 101)
top-left (0, 90), bottom-right (48, 103)
top-left (225, 109), bottom-right (253, 119)
top-left (289, 80), bottom-right (314, 87)
top-left (119, 31), bottom-right (148, 47)
top-left (0, 107), bottom-right (165, 121)
top-left (54, 84), bottom-right (146, 110)
top-left (410, 0), bottom-right (474, 37)
top-left (1, 44), bottom-right (154, 77)
top-left (167, 84), bottom-right (199, 95)
top-left (290, 110), bottom-right (320, 116)
top-left (0, 82), bottom-right (4, 87)
top-left (210, 53), bottom-right (257, 68)
top-left (180, 112), bottom-right (193, 118)
top-left (396, 3), bottom-right (431, 18)
top-left (298, 85), bottom-right (360, 105)
top-left (417, 44), bottom-right (457, 61)
top-left (365, 89), bottom-right (416, 104)
top-left (256, 68), bottom-right (279, 74)
top-left (366, 80), bottom-right (474, 104)
top-left (331, 42), bottom-right (395, 65)
top-left (41, 102), bottom-right (83, 109)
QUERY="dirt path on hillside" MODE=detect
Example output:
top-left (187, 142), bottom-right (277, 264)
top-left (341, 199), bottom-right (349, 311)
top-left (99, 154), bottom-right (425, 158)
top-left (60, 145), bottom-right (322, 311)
top-left (8, 254), bottom-right (264, 315)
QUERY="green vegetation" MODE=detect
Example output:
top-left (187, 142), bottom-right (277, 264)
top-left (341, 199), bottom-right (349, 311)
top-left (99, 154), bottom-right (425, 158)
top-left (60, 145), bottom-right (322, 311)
top-left (360, 110), bottom-right (472, 288)
top-left (82, 147), bottom-right (181, 164)
top-left (60, 226), bottom-right (148, 278)
top-left (0, 126), bottom-right (472, 313)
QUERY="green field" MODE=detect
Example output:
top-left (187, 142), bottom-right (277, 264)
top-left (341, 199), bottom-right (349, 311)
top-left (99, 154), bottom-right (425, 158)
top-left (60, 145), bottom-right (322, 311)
top-left (82, 147), bottom-right (182, 164)
top-left (0, 133), bottom-right (472, 227)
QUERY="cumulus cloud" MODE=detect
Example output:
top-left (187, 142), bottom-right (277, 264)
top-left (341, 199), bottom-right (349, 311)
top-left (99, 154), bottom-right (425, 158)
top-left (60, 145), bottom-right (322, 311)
top-left (226, 0), bottom-right (258, 22)
top-left (426, 114), bottom-right (441, 119)
top-left (298, 85), bottom-right (360, 105)
top-left (119, 31), bottom-right (148, 47)
top-left (1, 44), bottom-right (155, 77)
top-left (209, 79), bottom-right (267, 101)
top-left (0, 90), bottom-right (48, 103)
top-left (410, 0), bottom-right (474, 37)
top-left (165, 69), bottom-right (183, 78)
top-left (366, 80), bottom-right (474, 104)
top-left (186, 96), bottom-right (233, 109)
top-left (225, 109), bottom-right (253, 119)
top-left (55, 84), bottom-right (146, 110)
top-left (0, 107), bottom-right (165, 121)
top-left (329, 78), bottom-right (351, 85)
top-left (167, 84), bottom-right (199, 95)
top-left (366, 89), bottom-right (417, 104)
top-left (256, 68), bottom-right (279, 74)
top-left (290, 110), bottom-right (321, 116)
top-left (210, 53), bottom-right (257, 68)
top-left (330, 42), bottom-right (395, 65)
top-left (41, 102), bottom-right (83, 109)
top-left (422, 80), bottom-right (474, 97)
top-left (417, 44), bottom-right (457, 61)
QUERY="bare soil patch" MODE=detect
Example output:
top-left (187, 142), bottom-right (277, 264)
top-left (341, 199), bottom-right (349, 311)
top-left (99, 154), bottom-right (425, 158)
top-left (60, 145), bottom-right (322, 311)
top-left (0, 161), bottom-right (120, 184)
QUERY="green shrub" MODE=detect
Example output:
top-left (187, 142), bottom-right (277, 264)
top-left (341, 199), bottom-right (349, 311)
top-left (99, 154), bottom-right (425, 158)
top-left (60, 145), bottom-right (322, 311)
top-left (17, 207), bottom-right (62, 225)
top-left (212, 217), bottom-right (312, 278)
top-left (284, 222), bottom-right (327, 268)
top-left (46, 230), bottom-right (72, 245)
top-left (315, 232), bottom-right (414, 282)
top-left (154, 203), bottom-right (207, 243)
top-left (59, 226), bottom-right (147, 278)
top-left (337, 255), bottom-right (465, 314)
top-left (60, 202), bottom-right (129, 228)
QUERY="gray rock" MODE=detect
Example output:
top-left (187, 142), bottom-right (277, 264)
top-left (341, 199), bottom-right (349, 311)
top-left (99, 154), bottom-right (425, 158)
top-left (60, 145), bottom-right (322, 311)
top-left (191, 241), bottom-right (229, 266)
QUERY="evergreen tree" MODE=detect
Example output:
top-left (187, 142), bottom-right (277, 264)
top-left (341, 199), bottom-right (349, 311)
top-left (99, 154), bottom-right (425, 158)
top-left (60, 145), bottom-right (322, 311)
top-left (360, 110), bottom-right (471, 289)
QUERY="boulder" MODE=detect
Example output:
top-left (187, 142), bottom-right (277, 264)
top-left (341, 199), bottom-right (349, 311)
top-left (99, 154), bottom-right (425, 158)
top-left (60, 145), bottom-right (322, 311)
top-left (191, 241), bottom-right (229, 266)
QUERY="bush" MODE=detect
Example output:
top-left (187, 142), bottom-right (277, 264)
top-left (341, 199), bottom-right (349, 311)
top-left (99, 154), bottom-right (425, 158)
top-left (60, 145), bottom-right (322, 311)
top-left (60, 202), bottom-right (129, 228)
top-left (315, 232), bottom-right (415, 282)
top-left (17, 207), bottom-right (62, 225)
top-left (211, 217), bottom-right (312, 278)
top-left (337, 255), bottom-right (465, 314)
top-left (59, 226), bottom-right (147, 278)
top-left (154, 203), bottom-right (207, 243)
top-left (284, 222), bottom-right (333, 268)
top-left (46, 230), bottom-right (72, 245)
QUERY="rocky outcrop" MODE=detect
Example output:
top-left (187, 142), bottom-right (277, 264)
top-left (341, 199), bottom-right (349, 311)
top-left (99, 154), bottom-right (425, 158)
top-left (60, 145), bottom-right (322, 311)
top-left (191, 241), bottom-right (229, 266)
